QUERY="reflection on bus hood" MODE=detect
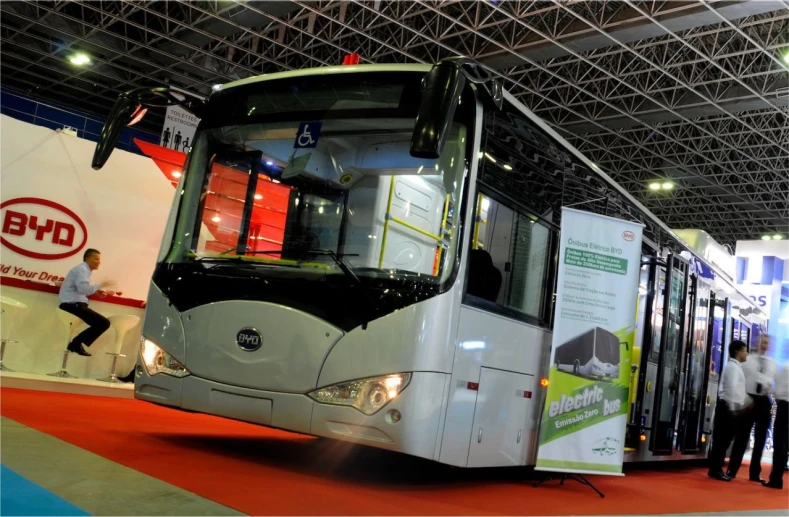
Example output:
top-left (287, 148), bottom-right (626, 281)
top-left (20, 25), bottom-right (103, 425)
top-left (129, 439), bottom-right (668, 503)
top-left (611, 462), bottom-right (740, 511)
top-left (152, 262), bottom-right (442, 332)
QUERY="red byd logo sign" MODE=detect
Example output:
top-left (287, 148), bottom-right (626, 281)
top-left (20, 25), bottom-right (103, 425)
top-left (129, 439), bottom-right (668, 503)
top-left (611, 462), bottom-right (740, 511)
top-left (622, 231), bottom-right (635, 242)
top-left (0, 197), bottom-right (88, 260)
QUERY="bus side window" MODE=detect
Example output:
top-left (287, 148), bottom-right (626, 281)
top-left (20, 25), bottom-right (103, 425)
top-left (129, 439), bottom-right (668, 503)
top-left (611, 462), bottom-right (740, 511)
top-left (466, 192), bottom-right (554, 326)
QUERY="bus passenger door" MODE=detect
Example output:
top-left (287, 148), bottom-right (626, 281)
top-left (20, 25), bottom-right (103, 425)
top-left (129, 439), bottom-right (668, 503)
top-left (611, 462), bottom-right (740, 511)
top-left (678, 276), bottom-right (710, 453)
top-left (646, 254), bottom-right (689, 455)
top-left (702, 295), bottom-right (727, 437)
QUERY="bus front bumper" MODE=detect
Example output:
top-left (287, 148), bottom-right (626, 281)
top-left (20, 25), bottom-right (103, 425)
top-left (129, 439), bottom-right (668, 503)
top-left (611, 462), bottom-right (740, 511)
top-left (133, 364), bottom-right (449, 461)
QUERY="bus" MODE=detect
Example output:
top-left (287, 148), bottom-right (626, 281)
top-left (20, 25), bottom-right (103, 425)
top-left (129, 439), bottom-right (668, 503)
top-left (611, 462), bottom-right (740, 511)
top-left (92, 58), bottom-right (766, 468)
top-left (555, 327), bottom-right (621, 380)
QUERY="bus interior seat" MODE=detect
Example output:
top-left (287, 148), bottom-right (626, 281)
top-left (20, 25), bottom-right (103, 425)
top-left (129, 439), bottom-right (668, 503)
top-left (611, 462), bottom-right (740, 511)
top-left (467, 249), bottom-right (502, 303)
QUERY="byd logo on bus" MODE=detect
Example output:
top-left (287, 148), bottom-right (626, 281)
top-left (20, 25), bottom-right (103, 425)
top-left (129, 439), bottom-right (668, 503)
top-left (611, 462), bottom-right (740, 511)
top-left (0, 197), bottom-right (88, 260)
top-left (236, 328), bottom-right (263, 352)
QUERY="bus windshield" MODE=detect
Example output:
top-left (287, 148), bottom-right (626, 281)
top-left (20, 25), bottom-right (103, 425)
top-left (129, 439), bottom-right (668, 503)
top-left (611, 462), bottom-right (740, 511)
top-left (157, 72), bottom-right (471, 329)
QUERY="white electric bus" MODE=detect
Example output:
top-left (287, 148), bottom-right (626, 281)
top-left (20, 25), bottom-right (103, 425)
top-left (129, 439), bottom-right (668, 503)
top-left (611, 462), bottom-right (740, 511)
top-left (93, 59), bottom-right (766, 467)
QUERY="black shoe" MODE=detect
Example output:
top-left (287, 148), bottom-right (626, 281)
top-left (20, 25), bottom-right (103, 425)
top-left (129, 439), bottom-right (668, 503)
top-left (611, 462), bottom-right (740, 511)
top-left (750, 476), bottom-right (766, 483)
top-left (762, 480), bottom-right (783, 489)
top-left (67, 343), bottom-right (92, 357)
top-left (725, 471), bottom-right (736, 479)
top-left (708, 471), bottom-right (732, 482)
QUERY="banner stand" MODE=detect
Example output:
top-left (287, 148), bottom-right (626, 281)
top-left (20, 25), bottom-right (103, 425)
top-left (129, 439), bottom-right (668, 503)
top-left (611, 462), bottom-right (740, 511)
top-left (533, 206), bottom-right (645, 491)
top-left (533, 472), bottom-right (605, 498)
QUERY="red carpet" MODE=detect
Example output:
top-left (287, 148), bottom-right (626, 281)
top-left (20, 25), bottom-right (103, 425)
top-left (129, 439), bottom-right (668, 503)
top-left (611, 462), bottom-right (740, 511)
top-left (1, 387), bottom-right (787, 515)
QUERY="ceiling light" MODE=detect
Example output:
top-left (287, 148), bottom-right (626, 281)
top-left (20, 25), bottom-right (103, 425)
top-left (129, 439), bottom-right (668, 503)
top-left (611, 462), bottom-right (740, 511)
top-left (784, 52), bottom-right (789, 66)
top-left (172, 171), bottom-right (182, 178)
top-left (212, 84), bottom-right (222, 91)
top-left (761, 235), bottom-right (772, 241)
top-left (649, 182), bottom-right (661, 191)
top-left (254, 194), bottom-right (263, 200)
top-left (69, 53), bottom-right (90, 66)
top-left (773, 234), bottom-right (783, 240)
top-left (661, 182), bottom-right (674, 190)
top-left (503, 164), bottom-right (513, 171)
top-left (211, 215), bottom-right (221, 223)
top-left (484, 152), bottom-right (496, 163)
top-left (265, 160), bottom-right (274, 166)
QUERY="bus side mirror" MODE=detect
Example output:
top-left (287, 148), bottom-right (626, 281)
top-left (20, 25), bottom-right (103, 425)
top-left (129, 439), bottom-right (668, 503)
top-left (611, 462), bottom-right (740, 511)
top-left (91, 86), bottom-right (205, 170)
top-left (91, 93), bottom-right (141, 170)
top-left (410, 59), bottom-right (503, 160)
top-left (410, 62), bottom-right (466, 160)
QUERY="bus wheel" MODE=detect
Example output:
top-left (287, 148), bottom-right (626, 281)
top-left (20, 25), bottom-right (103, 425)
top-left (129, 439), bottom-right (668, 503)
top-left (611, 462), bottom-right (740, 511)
top-left (573, 360), bottom-right (580, 374)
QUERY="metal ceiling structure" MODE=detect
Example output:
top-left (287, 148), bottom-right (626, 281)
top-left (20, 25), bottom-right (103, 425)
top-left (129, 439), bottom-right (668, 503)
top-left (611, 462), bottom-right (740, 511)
top-left (1, 0), bottom-right (787, 246)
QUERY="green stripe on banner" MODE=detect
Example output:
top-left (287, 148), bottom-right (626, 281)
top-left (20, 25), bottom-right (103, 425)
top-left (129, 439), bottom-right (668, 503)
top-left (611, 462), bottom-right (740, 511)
top-left (536, 459), bottom-right (623, 474)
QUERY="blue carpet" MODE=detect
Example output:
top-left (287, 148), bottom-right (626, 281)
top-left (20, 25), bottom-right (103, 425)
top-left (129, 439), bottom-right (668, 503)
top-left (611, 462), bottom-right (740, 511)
top-left (1, 465), bottom-right (90, 516)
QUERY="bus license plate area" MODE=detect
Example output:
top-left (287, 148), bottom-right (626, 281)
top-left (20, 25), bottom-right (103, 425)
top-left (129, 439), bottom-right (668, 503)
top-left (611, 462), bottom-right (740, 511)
top-left (209, 389), bottom-right (273, 425)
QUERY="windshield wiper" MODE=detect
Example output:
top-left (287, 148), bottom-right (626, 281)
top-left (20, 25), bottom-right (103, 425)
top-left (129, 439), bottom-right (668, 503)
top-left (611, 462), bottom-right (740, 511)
top-left (192, 249), bottom-right (299, 267)
top-left (295, 249), bottom-right (361, 281)
top-left (299, 249), bottom-right (376, 330)
top-left (245, 249), bottom-right (363, 285)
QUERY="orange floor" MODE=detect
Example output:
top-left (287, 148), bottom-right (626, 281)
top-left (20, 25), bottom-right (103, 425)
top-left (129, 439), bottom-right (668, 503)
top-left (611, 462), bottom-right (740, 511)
top-left (1, 387), bottom-right (787, 515)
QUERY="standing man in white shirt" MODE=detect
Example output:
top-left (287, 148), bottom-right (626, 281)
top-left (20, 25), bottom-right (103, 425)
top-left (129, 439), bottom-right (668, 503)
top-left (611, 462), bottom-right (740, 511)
top-left (727, 334), bottom-right (778, 482)
top-left (764, 360), bottom-right (787, 489)
top-left (58, 248), bottom-right (116, 357)
top-left (708, 340), bottom-right (749, 482)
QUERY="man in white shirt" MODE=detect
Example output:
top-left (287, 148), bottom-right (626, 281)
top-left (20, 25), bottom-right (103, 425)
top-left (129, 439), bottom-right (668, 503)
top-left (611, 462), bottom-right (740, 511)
top-left (727, 334), bottom-right (778, 482)
top-left (58, 249), bottom-right (116, 357)
top-left (764, 361), bottom-right (787, 489)
top-left (707, 340), bottom-right (749, 482)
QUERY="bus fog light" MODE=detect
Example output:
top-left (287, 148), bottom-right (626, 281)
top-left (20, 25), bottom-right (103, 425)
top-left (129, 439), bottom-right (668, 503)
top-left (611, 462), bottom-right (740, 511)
top-left (309, 373), bottom-right (411, 415)
top-left (388, 409), bottom-right (402, 423)
top-left (141, 338), bottom-right (190, 378)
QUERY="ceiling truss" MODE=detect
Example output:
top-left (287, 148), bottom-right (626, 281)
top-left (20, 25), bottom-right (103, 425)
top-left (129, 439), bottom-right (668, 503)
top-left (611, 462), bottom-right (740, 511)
top-left (1, 0), bottom-right (787, 246)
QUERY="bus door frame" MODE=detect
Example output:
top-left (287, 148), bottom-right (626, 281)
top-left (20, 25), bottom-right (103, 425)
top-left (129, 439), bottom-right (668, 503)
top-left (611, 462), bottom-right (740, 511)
top-left (632, 256), bottom-right (662, 430)
top-left (649, 253), bottom-right (689, 455)
top-left (677, 274), bottom-right (712, 454)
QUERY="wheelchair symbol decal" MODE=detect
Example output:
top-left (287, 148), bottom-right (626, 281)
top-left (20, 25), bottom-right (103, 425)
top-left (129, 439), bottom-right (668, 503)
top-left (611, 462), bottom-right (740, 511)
top-left (294, 121), bottom-right (322, 149)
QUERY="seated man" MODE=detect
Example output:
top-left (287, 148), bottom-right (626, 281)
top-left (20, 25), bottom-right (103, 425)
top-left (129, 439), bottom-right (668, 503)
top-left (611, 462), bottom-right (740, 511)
top-left (58, 248), bottom-right (116, 357)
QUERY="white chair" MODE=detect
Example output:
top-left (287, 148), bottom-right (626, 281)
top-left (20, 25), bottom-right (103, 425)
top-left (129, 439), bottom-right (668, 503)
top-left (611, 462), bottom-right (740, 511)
top-left (48, 309), bottom-right (85, 379)
top-left (99, 314), bottom-right (140, 383)
top-left (1, 296), bottom-right (28, 372)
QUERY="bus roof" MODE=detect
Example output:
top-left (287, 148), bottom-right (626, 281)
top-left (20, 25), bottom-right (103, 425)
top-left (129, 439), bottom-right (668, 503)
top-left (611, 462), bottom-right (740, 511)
top-left (220, 64), bottom-right (432, 92)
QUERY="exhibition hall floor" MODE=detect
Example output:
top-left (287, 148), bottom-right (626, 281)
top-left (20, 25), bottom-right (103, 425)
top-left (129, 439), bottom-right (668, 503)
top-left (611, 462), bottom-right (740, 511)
top-left (1, 387), bottom-right (787, 516)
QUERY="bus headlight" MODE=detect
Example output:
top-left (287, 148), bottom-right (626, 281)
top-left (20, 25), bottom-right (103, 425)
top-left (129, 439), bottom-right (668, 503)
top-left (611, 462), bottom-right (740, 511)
top-left (140, 338), bottom-right (190, 378)
top-left (308, 373), bottom-right (411, 415)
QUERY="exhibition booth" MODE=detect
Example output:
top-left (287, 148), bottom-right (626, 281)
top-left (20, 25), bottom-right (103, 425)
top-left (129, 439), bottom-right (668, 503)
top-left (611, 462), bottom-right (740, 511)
top-left (0, 114), bottom-right (180, 395)
top-left (735, 239), bottom-right (789, 364)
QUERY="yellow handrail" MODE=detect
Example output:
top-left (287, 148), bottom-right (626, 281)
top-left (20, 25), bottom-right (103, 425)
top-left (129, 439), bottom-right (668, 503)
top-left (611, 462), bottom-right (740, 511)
top-left (378, 175), bottom-right (396, 269)
top-left (440, 193), bottom-right (450, 233)
top-left (472, 193), bottom-right (483, 249)
top-left (390, 217), bottom-right (442, 242)
top-left (434, 193), bottom-right (452, 275)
